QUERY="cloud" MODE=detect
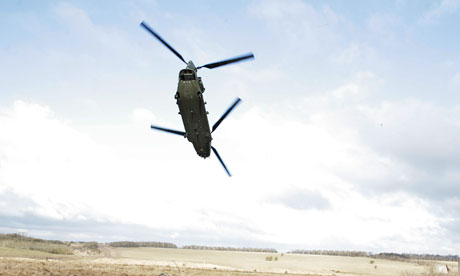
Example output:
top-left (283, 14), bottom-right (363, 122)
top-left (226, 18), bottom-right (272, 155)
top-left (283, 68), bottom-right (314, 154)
top-left (338, 99), bottom-right (460, 199)
top-left (0, 188), bottom-right (38, 217)
top-left (214, 75), bottom-right (460, 253)
top-left (279, 71), bottom-right (460, 202)
top-left (131, 108), bottom-right (157, 123)
top-left (0, 189), bottom-right (174, 243)
top-left (0, 186), bottom-right (272, 248)
top-left (421, 0), bottom-right (460, 22)
top-left (452, 71), bottom-right (460, 87)
top-left (273, 189), bottom-right (331, 211)
top-left (332, 43), bottom-right (377, 66)
top-left (54, 2), bottom-right (94, 31)
top-left (248, 0), bottom-right (346, 58)
top-left (2, 84), bottom-right (460, 253)
top-left (0, 100), bottom-right (282, 248)
top-left (219, 70), bottom-right (460, 252)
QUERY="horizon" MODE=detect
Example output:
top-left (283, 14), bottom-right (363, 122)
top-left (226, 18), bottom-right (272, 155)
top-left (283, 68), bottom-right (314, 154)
top-left (3, 232), bottom-right (460, 258)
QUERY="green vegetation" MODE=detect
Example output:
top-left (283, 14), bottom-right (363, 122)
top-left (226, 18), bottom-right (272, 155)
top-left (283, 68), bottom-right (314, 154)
top-left (0, 233), bottom-right (73, 255)
top-left (0, 247), bottom-right (63, 258)
top-left (265, 256), bottom-right (279, 261)
top-left (81, 241), bottom-right (99, 250)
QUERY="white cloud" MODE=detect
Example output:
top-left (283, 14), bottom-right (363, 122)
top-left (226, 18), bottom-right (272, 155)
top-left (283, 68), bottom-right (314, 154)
top-left (130, 108), bottom-right (157, 123)
top-left (1, 83), bottom-right (460, 254)
top-left (214, 79), bottom-right (459, 252)
top-left (288, 73), bottom-right (460, 198)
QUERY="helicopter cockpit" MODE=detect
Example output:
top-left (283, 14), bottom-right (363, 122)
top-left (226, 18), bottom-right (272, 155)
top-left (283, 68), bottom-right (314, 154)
top-left (179, 69), bottom-right (196, 81)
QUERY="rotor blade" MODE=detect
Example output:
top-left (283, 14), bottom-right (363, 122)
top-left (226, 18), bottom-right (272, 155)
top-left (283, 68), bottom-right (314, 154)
top-left (197, 53), bottom-right (254, 69)
top-left (151, 124), bottom-right (186, 136)
top-left (140, 21), bottom-right (187, 64)
top-left (211, 146), bottom-right (231, 177)
top-left (212, 98), bottom-right (242, 133)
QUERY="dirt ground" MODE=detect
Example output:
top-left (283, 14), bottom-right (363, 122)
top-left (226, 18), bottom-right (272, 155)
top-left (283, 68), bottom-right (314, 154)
top-left (0, 257), bottom-right (308, 276)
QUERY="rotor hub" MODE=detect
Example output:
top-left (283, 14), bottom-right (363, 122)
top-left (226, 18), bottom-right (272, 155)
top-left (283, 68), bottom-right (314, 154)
top-left (186, 61), bottom-right (196, 70)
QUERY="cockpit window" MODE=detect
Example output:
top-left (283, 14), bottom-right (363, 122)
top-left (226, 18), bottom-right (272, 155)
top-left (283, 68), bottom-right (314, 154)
top-left (181, 74), bottom-right (195, 81)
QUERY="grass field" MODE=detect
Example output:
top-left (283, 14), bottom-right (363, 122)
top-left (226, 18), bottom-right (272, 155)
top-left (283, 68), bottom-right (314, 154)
top-left (0, 247), bottom-right (70, 259)
top-left (110, 247), bottom-right (433, 276)
top-left (0, 246), bottom-right (458, 276)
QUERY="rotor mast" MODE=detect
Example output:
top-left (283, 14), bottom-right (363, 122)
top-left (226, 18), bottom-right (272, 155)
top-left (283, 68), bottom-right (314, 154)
top-left (186, 61), bottom-right (197, 71)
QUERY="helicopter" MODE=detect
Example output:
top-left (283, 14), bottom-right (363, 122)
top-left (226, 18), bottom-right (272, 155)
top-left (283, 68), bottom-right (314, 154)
top-left (140, 21), bottom-right (254, 176)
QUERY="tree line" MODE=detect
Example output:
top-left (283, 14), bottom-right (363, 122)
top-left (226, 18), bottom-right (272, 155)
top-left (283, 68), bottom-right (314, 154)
top-left (289, 250), bottom-right (459, 262)
top-left (289, 250), bottom-right (369, 257)
top-left (0, 233), bottom-right (66, 245)
top-left (373, 252), bottom-right (459, 262)
top-left (183, 245), bottom-right (278, 253)
top-left (107, 241), bottom-right (177, 248)
top-left (107, 242), bottom-right (277, 253)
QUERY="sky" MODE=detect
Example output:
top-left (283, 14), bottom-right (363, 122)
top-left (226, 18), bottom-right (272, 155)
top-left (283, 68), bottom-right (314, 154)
top-left (1, 0), bottom-right (460, 254)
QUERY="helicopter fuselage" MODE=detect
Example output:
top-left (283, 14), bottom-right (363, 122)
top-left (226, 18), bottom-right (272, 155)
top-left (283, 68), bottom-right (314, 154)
top-left (175, 64), bottom-right (211, 158)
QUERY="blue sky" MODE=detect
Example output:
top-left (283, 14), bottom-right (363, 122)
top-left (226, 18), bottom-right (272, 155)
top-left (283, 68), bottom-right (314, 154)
top-left (1, 0), bottom-right (460, 254)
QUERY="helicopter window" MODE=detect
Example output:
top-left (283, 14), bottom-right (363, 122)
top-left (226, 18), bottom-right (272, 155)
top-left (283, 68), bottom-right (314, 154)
top-left (181, 74), bottom-right (195, 81)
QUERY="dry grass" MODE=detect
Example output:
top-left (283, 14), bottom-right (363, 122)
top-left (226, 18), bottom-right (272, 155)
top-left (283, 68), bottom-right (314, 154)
top-left (0, 245), bottom-right (457, 276)
top-left (0, 257), bottom-right (313, 276)
top-left (0, 234), bottom-right (73, 255)
top-left (110, 247), bottom-right (432, 276)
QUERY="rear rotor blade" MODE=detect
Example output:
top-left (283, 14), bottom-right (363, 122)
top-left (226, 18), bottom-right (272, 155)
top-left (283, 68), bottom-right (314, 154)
top-left (212, 98), bottom-right (242, 133)
top-left (211, 146), bottom-right (231, 177)
top-left (151, 124), bottom-right (186, 136)
top-left (140, 21), bottom-right (187, 64)
top-left (197, 53), bottom-right (254, 69)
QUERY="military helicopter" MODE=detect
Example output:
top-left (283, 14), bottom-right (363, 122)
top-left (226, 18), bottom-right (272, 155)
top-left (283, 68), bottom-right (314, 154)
top-left (140, 21), bottom-right (254, 176)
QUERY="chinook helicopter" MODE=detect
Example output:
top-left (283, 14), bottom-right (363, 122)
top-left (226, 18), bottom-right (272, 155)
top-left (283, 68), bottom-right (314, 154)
top-left (140, 21), bottom-right (254, 176)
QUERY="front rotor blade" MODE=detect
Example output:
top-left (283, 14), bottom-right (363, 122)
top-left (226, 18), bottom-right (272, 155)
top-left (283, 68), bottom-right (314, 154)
top-left (140, 21), bottom-right (187, 64)
top-left (197, 53), bottom-right (254, 69)
top-left (211, 146), bottom-right (231, 177)
top-left (212, 98), bottom-right (242, 133)
top-left (151, 125), bottom-right (186, 136)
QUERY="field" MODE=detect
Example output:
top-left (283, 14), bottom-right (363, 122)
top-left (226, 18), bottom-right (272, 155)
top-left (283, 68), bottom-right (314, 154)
top-left (1, 245), bottom-right (458, 276)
